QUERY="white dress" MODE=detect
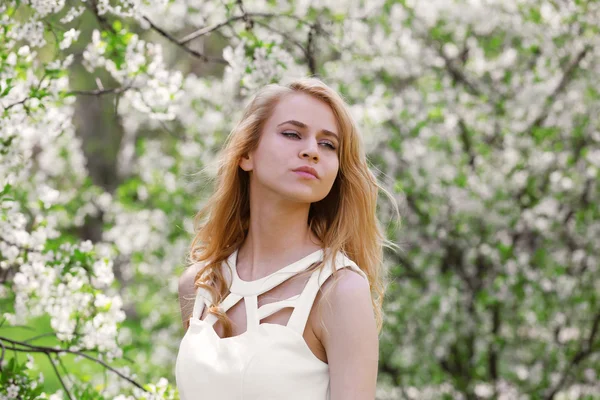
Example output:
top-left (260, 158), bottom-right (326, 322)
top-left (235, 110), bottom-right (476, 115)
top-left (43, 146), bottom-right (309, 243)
top-left (175, 247), bottom-right (369, 400)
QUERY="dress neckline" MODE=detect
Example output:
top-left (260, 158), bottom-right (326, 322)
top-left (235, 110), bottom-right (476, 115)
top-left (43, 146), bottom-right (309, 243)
top-left (228, 247), bottom-right (325, 296)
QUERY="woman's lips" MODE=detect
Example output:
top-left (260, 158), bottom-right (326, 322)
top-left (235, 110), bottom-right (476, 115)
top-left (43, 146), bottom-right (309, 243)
top-left (294, 171), bottom-right (318, 179)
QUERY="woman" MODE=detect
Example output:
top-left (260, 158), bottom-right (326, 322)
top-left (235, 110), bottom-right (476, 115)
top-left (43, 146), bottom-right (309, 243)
top-left (176, 77), bottom-right (399, 400)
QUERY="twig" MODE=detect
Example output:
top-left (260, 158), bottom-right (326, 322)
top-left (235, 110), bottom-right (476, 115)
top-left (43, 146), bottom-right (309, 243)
top-left (2, 98), bottom-right (28, 112)
top-left (252, 20), bottom-right (308, 57)
top-left (2, 86), bottom-right (132, 113)
top-left (544, 309), bottom-right (600, 399)
top-left (88, 0), bottom-right (115, 33)
top-left (143, 16), bottom-right (228, 64)
top-left (0, 339), bottom-right (6, 373)
top-left (69, 86), bottom-right (132, 96)
top-left (0, 336), bottom-right (146, 391)
top-left (522, 46), bottom-right (591, 135)
top-left (47, 353), bottom-right (74, 400)
top-left (236, 0), bottom-right (253, 30)
top-left (436, 44), bottom-right (483, 97)
top-left (178, 12), bottom-right (313, 44)
top-left (306, 25), bottom-right (317, 76)
top-left (23, 332), bottom-right (58, 343)
top-left (178, 16), bottom-right (248, 44)
top-left (386, 248), bottom-right (427, 288)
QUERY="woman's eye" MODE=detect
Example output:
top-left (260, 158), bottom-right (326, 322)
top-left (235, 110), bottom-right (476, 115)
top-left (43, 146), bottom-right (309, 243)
top-left (282, 131), bottom-right (300, 138)
top-left (282, 131), bottom-right (336, 150)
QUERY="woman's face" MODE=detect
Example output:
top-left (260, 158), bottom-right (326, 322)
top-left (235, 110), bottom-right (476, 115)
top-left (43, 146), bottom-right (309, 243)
top-left (240, 92), bottom-right (340, 204)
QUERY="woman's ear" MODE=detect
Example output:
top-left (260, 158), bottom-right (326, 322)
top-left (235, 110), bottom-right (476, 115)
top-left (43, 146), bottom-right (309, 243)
top-left (239, 153), bottom-right (253, 172)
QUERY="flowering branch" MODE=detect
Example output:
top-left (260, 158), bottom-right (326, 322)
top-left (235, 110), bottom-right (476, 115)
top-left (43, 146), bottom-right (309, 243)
top-left (69, 86), bottom-right (133, 96)
top-left (236, 0), bottom-right (253, 31)
top-left (0, 336), bottom-right (147, 392)
top-left (252, 19), bottom-right (317, 74)
top-left (178, 12), bottom-right (313, 44)
top-left (523, 45), bottom-right (592, 135)
top-left (544, 309), bottom-right (600, 399)
top-left (1, 98), bottom-right (29, 112)
top-left (142, 16), bottom-right (228, 64)
top-left (46, 352), bottom-right (74, 400)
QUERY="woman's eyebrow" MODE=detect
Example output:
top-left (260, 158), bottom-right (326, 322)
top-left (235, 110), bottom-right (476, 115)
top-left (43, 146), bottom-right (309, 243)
top-left (277, 119), bottom-right (339, 141)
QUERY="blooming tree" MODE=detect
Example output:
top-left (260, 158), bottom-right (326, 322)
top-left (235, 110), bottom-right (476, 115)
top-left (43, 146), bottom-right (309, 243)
top-left (1, 0), bottom-right (599, 399)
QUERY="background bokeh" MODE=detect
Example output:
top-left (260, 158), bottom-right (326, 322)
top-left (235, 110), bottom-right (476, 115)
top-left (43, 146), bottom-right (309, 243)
top-left (1, 0), bottom-right (599, 399)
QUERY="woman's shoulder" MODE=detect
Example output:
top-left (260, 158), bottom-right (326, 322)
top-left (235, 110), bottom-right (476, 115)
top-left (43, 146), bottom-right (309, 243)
top-left (311, 254), bottom-right (373, 343)
top-left (313, 250), bottom-right (371, 317)
top-left (322, 250), bottom-right (369, 284)
top-left (178, 261), bottom-right (207, 301)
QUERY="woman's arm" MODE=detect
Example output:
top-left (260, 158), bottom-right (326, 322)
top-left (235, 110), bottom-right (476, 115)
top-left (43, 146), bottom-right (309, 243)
top-left (318, 268), bottom-right (379, 400)
top-left (178, 264), bottom-right (202, 332)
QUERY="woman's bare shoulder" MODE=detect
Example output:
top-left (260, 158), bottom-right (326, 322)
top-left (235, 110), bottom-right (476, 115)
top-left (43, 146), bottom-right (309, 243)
top-left (178, 261), bottom-right (206, 300)
top-left (178, 262), bottom-right (207, 330)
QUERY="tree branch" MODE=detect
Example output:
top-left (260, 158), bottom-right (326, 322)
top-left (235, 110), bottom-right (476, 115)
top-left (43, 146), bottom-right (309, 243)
top-left (178, 15), bottom-right (248, 44)
top-left (252, 20), bottom-right (312, 62)
top-left (488, 303), bottom-right (501, 383)
top-left (1, 85), bottom-right (133, 113)
top-left (47, 353), bottom-right (74, 400)
top-left (0, 336), bottom-right (147, 391)
top-left (69, 86), bottom-right (132, 96)
top-left (0, 338), bottom-right (6, 373)
top-left (236, 0), bottom-right (253, 31)
top-left (178, 12), bottom-right (313, 45)
top-left (544, 309), bottom-right (600, 399)
top-left (88, 0), bottom-right (115, 34)
top-left (436, 45), bottom-right (483, 98)
top-left (523, 46), bottom-right (591, 135)
top-left (306, 25), bottom-right (318, 76)
top-left (458, 117), bottom-right (475, 167)
top-left (386, 249), bottom-right (427, 288)
top-left (142, 16), bottom-right (228, 64)
top-left (1, 98), bottom-right (28, 112)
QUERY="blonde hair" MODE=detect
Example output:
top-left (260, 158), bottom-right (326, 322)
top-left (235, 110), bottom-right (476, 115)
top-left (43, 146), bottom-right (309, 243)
top-left (186, 76), bottom-right (400, 338)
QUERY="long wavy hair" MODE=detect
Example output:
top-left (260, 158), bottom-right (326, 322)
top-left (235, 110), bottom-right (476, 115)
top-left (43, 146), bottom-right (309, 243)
top-left (186, 76), bottom-right (400, 338)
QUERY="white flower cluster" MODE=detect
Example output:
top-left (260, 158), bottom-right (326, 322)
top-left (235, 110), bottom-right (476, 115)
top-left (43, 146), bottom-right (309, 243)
top-left (83, 30), bottom-right (183, 121)
top-left (5, 241), bottom-right (126, 360)
top-left (223, 36), bottom-right (306, 96)
top-left (96, 0), bottom-right (145, 19)
top-left (112, 377), bottom-right (177, 400)
top-left (6, 17), bottom-right (46, 48)
top-left (94, 0), bottom-right (172, 24)
top-left (0, 354), bottom-right (47, 400)
top-left (2, 384), bottom-right (20, 399)
top-left (59, 28), bottom-right (80, 50)
top-left (103, 205), bottom-right (168, 259)
top-left (0, 42), bottom-right (84, 189)
top-left (24, 0), bottom-right (66, 17)
top-left (0, 31), bottom-right (119, 370)
top-left (140, 0), bottom-right (226, 31)
top-left (60, 5), bottom-right (86, 23)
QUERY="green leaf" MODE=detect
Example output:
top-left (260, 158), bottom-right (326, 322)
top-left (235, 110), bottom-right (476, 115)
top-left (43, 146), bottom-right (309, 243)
top-left (427, 106), bottom-right (444, 122)
top-left (480, 32), bottom-right (506, 59)
top-left (454, 171), bottom-right (467, 188)
top-left (528, 7), bottom-right (542, 23)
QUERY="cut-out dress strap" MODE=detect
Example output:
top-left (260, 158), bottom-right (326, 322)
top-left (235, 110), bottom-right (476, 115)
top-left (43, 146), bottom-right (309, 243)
top-left (287, 251), bottom-right (368, 336)
top-left (191, 248), bottom-right (325, 332)
top-left (191, 286), bottom-right (213, 320)
top-left (227, 248), bottom-right (324, 296)
top-left (257, 294), bottom-right (301, 320)
top-left (190, 258), bottom-right (233, 321)
top-left (176, 249), bottom-right (349, 400)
